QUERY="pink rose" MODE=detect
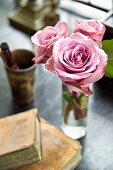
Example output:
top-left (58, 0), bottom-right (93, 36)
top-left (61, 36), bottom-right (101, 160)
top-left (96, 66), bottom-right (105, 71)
top-left (46, 33), bottom-right (107, 96)
top-left (74, 19), bottom-right (106, 47)
top-left (31, 21), bottom-right (69, 64)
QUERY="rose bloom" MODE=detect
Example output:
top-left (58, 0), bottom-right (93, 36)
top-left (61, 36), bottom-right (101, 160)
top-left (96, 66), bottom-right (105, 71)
top-left (46, 33), bottom-right (107, 96)
top-left (31, 21), bottom-right (69, 64)
top-left (74, 19), bottom-right (106, 48)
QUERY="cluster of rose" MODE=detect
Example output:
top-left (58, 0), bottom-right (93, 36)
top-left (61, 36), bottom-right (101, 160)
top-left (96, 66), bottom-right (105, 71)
top-left (31, 19), bottom-right (107, 96)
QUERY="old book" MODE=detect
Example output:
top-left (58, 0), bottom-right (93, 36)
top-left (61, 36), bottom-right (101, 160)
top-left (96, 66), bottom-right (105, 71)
top-left (19, 119), bottom-right (82, 170)
top-left (0, 109), bottom-right (42, 170)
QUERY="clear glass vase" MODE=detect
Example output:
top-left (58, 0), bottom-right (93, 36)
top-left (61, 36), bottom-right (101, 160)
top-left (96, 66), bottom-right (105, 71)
top-left (61, 83), bottom-right (88, 139)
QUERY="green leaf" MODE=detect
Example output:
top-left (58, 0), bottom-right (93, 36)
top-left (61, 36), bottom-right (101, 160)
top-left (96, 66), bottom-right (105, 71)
top-left (63, 89), bottom-right (74, 105)
top-left (102, 39), bottom-right (113, 78)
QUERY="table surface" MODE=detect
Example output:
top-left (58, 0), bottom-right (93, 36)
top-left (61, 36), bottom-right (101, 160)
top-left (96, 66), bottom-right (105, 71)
top-left (0, 1), bottom-right (113, 170)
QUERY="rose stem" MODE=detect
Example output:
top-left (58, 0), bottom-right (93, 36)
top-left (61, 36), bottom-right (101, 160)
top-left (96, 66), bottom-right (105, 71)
top-left (72, 92), bottom-right (86, 120)
top-left (64, 103), bottom-right (72, 124)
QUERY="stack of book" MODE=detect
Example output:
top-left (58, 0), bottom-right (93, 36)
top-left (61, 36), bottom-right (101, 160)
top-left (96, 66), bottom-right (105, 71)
top-left (0, 109), bottom-right (82, 170)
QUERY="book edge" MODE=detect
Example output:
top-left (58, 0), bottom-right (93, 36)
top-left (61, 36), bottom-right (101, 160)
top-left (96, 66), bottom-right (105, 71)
top-left (63, 150), bottom-right (82, 170)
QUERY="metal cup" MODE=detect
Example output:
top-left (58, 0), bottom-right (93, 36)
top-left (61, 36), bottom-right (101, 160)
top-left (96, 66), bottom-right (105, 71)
top-left (5, 49), bottom-right (36, 105)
